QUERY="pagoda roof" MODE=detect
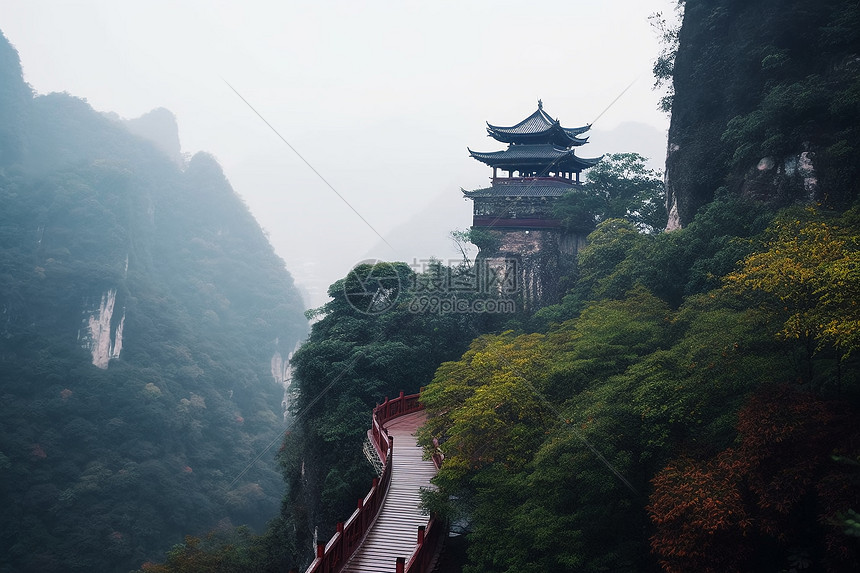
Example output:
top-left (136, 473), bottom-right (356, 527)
top-left (463, 179), bottom-right (578, 198)
top-left (486, 101), bottom-right (590, 146)
top-left (468, 144), bottom-right (602, 172)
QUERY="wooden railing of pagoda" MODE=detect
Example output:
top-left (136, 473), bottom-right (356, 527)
top-left (491, 175), bottom-right (581, 185)
top-left (304, 391), bottom-right (444, 573)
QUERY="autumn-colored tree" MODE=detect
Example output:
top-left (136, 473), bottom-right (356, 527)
top-left (133, 526), bottom-right (281, 573)
top-left (736, 386), bottom-right (841, 531)
top-left (649, 385), bottom-right (860, 573)
top-left (648, 452), bottom-right (751, 573)
top-left (139, 535), bottom-right (240, 573)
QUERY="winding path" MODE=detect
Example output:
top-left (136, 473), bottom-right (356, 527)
top-left (343, 411), bottom-right (437, 572)
top-left (304, 392), bottom-right (444, 573)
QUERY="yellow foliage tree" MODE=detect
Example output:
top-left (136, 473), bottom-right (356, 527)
top-left (726, 207), bottom-right (860, 369)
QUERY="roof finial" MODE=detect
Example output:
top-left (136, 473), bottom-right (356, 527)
top-left (537, 99), bottom-right (543, 110)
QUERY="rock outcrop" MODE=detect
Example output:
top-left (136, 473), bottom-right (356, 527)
top-left (665, 0), bottom-right (860, 227)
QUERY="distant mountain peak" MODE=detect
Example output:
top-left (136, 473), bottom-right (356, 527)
top-left (122, 107), bottom-right (183, 165)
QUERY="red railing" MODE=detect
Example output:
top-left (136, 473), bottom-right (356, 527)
top-left (303, 391), bottom-right (444, 573)
top-left (402, 507), bottom-right (445, 573)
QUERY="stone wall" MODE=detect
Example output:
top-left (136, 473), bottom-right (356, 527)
top-left (478, 227), bottom-right (585, 310)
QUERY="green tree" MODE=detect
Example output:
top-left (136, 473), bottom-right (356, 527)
top-left (630, 288), bottom-right (790, 461)
top-left (649, 4), bottom-right (683, 113)
top-left (571, 218), bottom-right (651, 302)
top-left (554, 153), bottom-right (667, 235)
top-left (546, 195), bottom-right (771, 314)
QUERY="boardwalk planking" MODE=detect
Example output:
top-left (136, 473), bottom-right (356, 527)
top-left (343, 411), bottom-right (437, 572)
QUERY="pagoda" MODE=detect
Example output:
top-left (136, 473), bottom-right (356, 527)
top-left (462, 101), bottom-right (602, 307)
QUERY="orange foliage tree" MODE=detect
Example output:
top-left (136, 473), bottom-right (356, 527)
top-left (649, 385), bottom-right (859, 572)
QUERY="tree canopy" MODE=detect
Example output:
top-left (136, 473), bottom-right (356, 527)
top-left (417, 199), bottom-right (859, 572)
top-left (554, 152), bottom-right (667, 235)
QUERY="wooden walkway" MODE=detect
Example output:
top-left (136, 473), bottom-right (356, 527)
top-left (343, 411), bottom-right (437, 572)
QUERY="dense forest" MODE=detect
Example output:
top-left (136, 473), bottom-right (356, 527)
top-left (4, 0), bottom-right (860, 572)
top-left (418, 202), bottom-right (860, 572)
top-left (0, 30), bottom-right (307, 572)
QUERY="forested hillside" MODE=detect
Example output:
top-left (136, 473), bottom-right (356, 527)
top-left (0, 30), bottom-right (307, 572)
top-left (420, 202), bottom-right (860, 572)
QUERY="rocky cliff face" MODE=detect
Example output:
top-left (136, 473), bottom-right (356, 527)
top-left (79, 289), bottom-right (126, 369)
top-left (665, 0), bottom-right (860, 227)
top-left (476, 227), bottom-right (586, 309)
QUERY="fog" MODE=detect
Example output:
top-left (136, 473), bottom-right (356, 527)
top-left (0, 0), bottom-right (677, 308)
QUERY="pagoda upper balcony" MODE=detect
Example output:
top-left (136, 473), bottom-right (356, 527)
top-left (491, 175), bottom-right (583, 186)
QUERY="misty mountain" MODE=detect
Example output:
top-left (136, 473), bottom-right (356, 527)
top-left (0, 30), bottom-right (307, 572)
top-left (120, 107), bottom-right (184, 166)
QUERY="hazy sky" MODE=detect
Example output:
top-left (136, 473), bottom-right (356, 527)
top-left (1, 0), bottom-right (678, 308)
